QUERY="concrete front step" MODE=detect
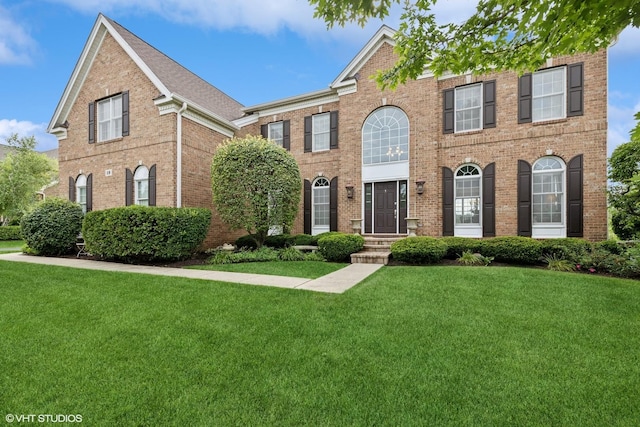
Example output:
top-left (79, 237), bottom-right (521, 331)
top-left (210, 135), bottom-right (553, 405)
top-left (363, 244), bottom-right (393, 252)
top-left (351, 251), bottom-right (391, 265)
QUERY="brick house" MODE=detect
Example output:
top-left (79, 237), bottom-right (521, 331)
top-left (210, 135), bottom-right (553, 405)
top-left (49, 14), bottom-right (608, 247)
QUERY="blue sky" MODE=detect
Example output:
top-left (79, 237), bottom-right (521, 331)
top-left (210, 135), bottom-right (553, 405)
top-left (1, 0), bottom-right (639, 156)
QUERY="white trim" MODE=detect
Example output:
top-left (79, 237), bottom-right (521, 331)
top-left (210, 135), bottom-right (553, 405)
top-left (155, 98), bottom-right (236, 138)
top-left (532, 66), bottom-right (567, 123)
top-left (245, 92), bottom-right (339, 118)
top-left (532, 225), bottom-right (566, 239)
top-left (331, 25), bottom-right (396, 89)
top-left (454, 164), bottom-right (482, 235)
top-left (336, 83), bottom-right (357, 96)
top-left (454, 83), bottom-right (483, 133)
top-left (233, 114), bottom-right (259, 128)
top-left (243, 88), bottom-right (335, 114)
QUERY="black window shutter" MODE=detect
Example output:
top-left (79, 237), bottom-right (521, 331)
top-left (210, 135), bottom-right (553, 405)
top-left (69, 176), bottom-right (76, 202)
top-left (330, 111), bottom-right (339, 149)
top-left (283, 120), bottom-right (290, 151)
top-left (483, 80), bottom-right (496, 129)
top-left (304, 180), bottom-right (311, 234)
top-left (567, 63), bottom-right (584, 117)
top-left (122, 91), bottom-right (130, 137)
top-left (482, 162), bottom-right (496, 237)
top-left (442, 167), bottom-right (454, 236)
top-left (443, 89), bottom-right (455, 134)
top-left (304, 116), bottom-right (312, 152)
top-left (330, 176), bottom-right (338, 232)
top-left (517, 160), bottom-right (532, 236)
top-left (260, 124), bottom-right (268, 138)
top-left (86, 173), bottom-right (93, 212)
top-left (567, 154), bottom-right (583, 237)
top-left (88, 102), bottom-right (95, 143)
top-left (518, 74), bottom-right (533, 124)
top-left (125, 168), bottom-right (133, 206)
top-left (149, 164), bottom-right (157, 206)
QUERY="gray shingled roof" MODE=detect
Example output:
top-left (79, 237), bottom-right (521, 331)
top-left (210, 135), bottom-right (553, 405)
top-left (105, 16), bottom-right (245, 122)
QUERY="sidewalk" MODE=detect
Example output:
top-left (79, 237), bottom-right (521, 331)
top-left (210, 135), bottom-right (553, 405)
top-left (0, 253), bottom-right (382, 294)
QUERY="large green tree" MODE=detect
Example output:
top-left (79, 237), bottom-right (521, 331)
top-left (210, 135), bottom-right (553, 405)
top-left (0, 134), bottom-right (57, 225)
top-left (211, 135), bottom-right (302, 248)
top-left (608, 112), bottom-right (640, 240)
top-left (310, 0), bottom-right (639, 88)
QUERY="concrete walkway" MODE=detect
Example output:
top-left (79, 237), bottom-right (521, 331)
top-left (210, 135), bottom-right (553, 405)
top-left (0, 253), bottom-right (383, 294)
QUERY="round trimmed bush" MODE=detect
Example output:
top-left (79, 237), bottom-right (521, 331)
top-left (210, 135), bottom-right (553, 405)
top-left (83, 206), bottom-right (211, 262)
top-left (540, 237), bottom-right (592, 262)
top-left (593, 239), bottom-right (624, 255)
top-left (439, 236), bottom-right (484, 259)
top-left (317, 233), bottom-right (364, 262)
top-left (21, 198), bottom-right (83, 256)
top-left (0, 225), bottom-right (22, 240)
top-left (481, 236), bottom-right (543, 264)
top-left (391, 237), bottom-right (448, 264)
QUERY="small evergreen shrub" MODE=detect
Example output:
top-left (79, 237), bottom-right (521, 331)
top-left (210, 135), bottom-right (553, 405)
top-left (20, 198), bottom-right (83, 256)
top-left (317, 233), bottom-right (364, 262)
top-left (481, 236), bottom-right (543, 264)
top-left (265, 234), bottom-right (294, 248)
top-left (291, 234), bottom-right (315, 246)
top-left (83, 206), bottom-right (211, 262)
top-left (540, 238), bottom-right (592, 262)
top-left (390, 237), bottom-right (448, 264)
top-left (439, 237), bottom-right (484, 259)
top-left (593, 239), bottom-right (624, 255)
top-left (235, 234), bottom-right (258, 250)
top-left (0, 225), bottom-right (22, 240)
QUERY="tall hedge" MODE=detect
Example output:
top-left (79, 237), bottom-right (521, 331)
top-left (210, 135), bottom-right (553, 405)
top-left (0, 226), bottom-right (22, 240)
top-left (20, 198), bottom-right (83, 256)
top-left (83, 206), bottom-right (211, 262)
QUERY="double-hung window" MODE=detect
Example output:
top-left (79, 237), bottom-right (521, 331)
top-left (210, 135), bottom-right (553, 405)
top-left (532, 157), bottom-right (565, 225)
top-left (268, 122), bottom-right (284, 147)
top-left (532, 68), bottom-right (566, 122)
top-left (98, 94), bottom-right (123, 142)
top-left (76, 174), bottom-right (87, 214)
top-left (312, 113), bottom-right (330, 152)
top-left (455, 84), bottom-right (482, 132)
top-left (134, 166), bottom-right (149, 206)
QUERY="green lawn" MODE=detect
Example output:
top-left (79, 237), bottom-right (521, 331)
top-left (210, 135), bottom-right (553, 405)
top-left (188, 260), bottom-right (347, 279)
top-left (0, 240), bottom-right (23, 253)
top-left (1, 261), bottom-right (639, 426)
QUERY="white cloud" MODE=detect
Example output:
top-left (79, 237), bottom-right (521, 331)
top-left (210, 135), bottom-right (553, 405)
top-left (0, 119), bottom-right (58, 152)
top-left (0, 5), bottom-right (36, 65)
top-left (607, 100), bottom-right (640, 157)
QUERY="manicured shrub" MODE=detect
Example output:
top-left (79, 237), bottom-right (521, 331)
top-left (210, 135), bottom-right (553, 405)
top-left (83, 206), bottom-right (211, 262)
top-left (593, 239), bottom-right (624, 255)
top-left (439, 237), bottom-right (484, 259)
top-left (208, 247), bottom-right (280, 264)
top-left (0, 225), bottom-right (22, 240)
top-left (313, 231), bottom-right (342, 245)
top-left (391, 237), bottom-right (448, 264)
top-left (481, 236), bottom-right (543, 264)
top-left (20, 198), bottom-right (83, 256)
top-left (265, 234), bottom-right (294, 248)
top-left (317, 233), bottom-right (364, 262)
top-left (291, 234), bottom-right (315, 246)
top-left (235, 234), bottom-right (258, 250)
top-left (540, 238), bottom-right (592, 262)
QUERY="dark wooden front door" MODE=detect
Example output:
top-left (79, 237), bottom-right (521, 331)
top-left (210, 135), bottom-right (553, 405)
top-left (374, 181), bottom-right (397, 233)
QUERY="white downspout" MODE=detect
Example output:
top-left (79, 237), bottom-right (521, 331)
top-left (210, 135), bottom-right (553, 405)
top-left (176, 102), bottom-right (187, 207)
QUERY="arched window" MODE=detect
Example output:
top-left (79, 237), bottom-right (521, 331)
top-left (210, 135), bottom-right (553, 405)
top-left (134, 166), bottom-right (149, 206)
top-left (312, 177), bottom-right (330, 235)
top-left (532, 157), bottom-right (565, 229)
top-left (76, 174), bottom-right (87, 214)
top-left (362, 106), bottom-right (409, 165)
top-left (454, 164), bottom-right (482, 237)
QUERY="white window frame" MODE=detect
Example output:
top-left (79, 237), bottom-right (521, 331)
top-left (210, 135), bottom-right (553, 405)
top-left (532, 67), bottom-right (566, 123)
top-left (362, 106), bottom-right (410, 166)
top-left (312, 113), bottom-right (330, 152)
top-left (532, 156), bottom-right (566, 238)
top-left (454, 83), bottom-right (482, 133)
top-left (268, 121), bottom-right (284, 147)
top-left (76, 174), bottom-right (87, 214)
top-left (454, 164), bottom-right (482, 237)
top-left (97, 94), bottom-right (123, 142)
top-left (134, 165), bottom-right (149, 206)
top-left (312, 177), bottom-right (331, 235)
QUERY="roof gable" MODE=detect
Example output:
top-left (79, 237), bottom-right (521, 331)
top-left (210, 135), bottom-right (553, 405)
top-left (330, 25), bottom-right (396, 90)
top-left (48, 14), bottom-right (244, 133)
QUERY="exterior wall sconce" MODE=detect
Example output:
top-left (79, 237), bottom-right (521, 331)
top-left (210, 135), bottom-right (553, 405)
top-left (345, 184), bottom-right (355, 199)
top-left (415, 180), bottom-right (425, 195)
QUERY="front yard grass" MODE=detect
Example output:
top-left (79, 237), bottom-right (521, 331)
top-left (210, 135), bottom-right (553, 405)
top-left (188, 260), bottom-right (347, 279)
top-left (1, 261), bottom-right (639, 426)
